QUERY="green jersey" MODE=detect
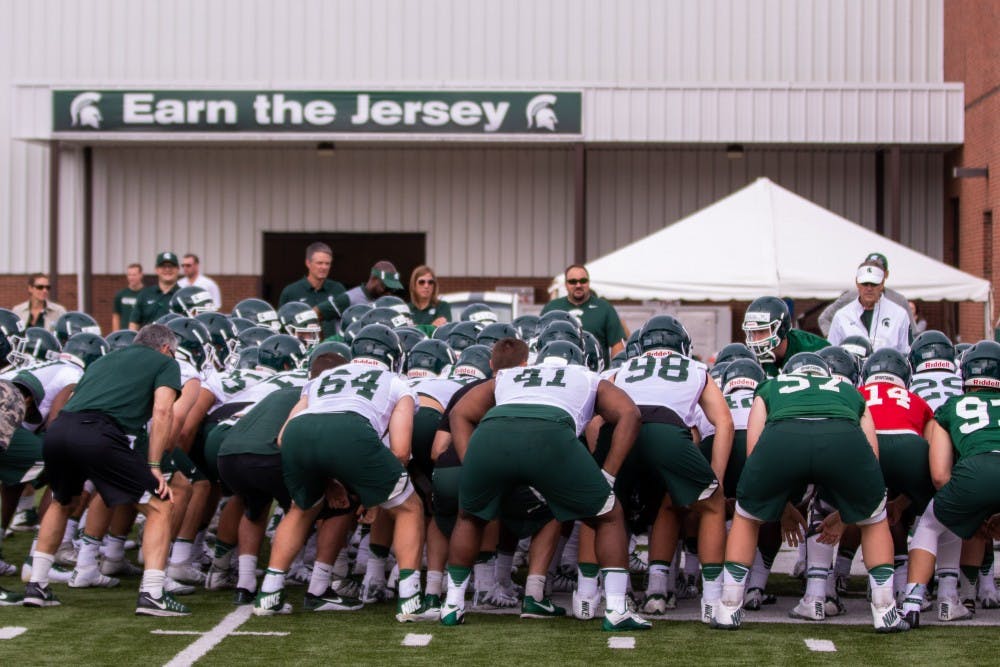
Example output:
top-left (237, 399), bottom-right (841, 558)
top-left (935, 391), bottom-right (1000, 460)
top-left (279, 277), bottom-right (347, 339)
top-left (542, 294), bottom-right (626, 360)
top-left (763, 329), bottom-right (829, 377)
top-left (218, 387), bottom-right (301, 457)
top-left (113, 287), bottom-right (142, 326)
top-left (757, 375), bottom-right (865, 423)
top-left (408, 301), bottom-right (453, 326)
top-left (64, 345), bottom-right (181, 434)
top-left (130, 284), bottom-right (180, 326)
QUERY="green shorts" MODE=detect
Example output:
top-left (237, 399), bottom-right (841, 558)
top-left (0, 427), bottom-right (44, 485)
top-left (169, 448), bottom-right (207, 483)
top-left (459, 413), bottom-right (614, 522)
top-left (737, 419), bottom-right (886, 524)
top-left (877, 433), bottom-right (935, 514)
top-left (700, 430), bottom-right (748, 498)
top-left (411, 407), bottom-right (442, 480)
top-left (627, 422), bottom-right (717, 507)
top-left (281, 412), bottom-right (409, 510)
top-left (432, 466), bottom-right (462, 537)
top-left (932, 452), bottom-right (1000, 539)
top-left (202, 423), bottom-right (230, 487)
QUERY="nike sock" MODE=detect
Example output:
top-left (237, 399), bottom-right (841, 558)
top-left (425, 570), bottom-right (444, 597)
top-left (62, 518), bottom-right (79, 544)
top-left (868, 564), bottom-right (895, 607)
top-left (806, 535), bottom-right (835, 598)
top-left (445, 565), bottom-right (471, 607)
top-left (364, 544), bottom-right (389, 587)
top-left (332, 549), bottom-right (350, 579)
top-left (602, 568), bottom-right (629, 614)
top-left (104, 535), bottom-right (126, 562)
top-left (29, 552), bottom-right (54, 584)
top-left (170, 539), bottom-right (193, 566)
top-left (525, 574), bottom-right (546, 601)
top-left (237, 554), bottom-right (258, 593)
top-left (261, 568), bottom-right (286, 594)
top-left (308, 561), bottom-right (334, 597)
top-left (398, 569), bottom-right (421, 599)
top-left (646, 560), bottom-right (670, 596)
top-left (77, 534), bottom-right (102, 571)
top-left (893, 555), bottom-right (909, 599)
top-left (140, 568), bottom-right (166, 597)
top-left (701, 563), bottom-right (723, 602)
top-left (577, 562), bottom-right (600, 598)
top-left (722, 561), bottom-right (750, 606)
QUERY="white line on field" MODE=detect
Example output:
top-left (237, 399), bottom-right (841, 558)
top-left (0, 626), bottom-right (27, 640)
top-left (163, 606), bottom-right (253, 667)
top-left (804, 639), bottom-right (837, 652)
top-left (152, 630), bottom-right (204, 636)
top-left (231, 631), bottom-right (290, 636)
top-left (608, 636), bottom-right (635, 649)
top-left (402, 633), bottom-right (433, 646)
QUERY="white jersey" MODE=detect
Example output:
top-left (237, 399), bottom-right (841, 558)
top-left (493, 361), bottom-right (600, 436)
top-left (910, 369), bottom-right (963, 412)
top-left (408, 376), bottom-right (467, 408)
top-left (693, 406), bottom-right (715, 439)
top-left (202, 367), bottom-right (272, 411)
top-left (177, 359), bottom-right (202, 388)
top-left (11, 359), bottom-right (83, 428)
top-left (725, 388), bottom-right (755, 430)
top-left (297, 361), bottom-right (416, 436)
top-left (217, 370), bottom-right (309, 426)
top-left (612, 352), bottom-right (708, 427)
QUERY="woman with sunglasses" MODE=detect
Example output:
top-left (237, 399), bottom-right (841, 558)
top-left (11, 273), bottom-right (66, 332)
top-left (407, 266), bottom-right (451, 328)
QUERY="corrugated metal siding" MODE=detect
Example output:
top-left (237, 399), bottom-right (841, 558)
top-left (585, 149), bottom-right (946, 261)
top-left (92, 146), bottom-right (574, 277)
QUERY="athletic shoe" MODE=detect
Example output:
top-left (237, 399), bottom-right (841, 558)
top-left (471, 587), bottom-right (497, 610)
top-left (573, 589), bottom-right (602, 620)
top-left (743, 587), bottom-right (772, 611)
top-left (69, 567), bottom-right (120, 589)
top-left (440, 602), bottom-right (465, 626)
top-left (11, 508), bottom-right (39, 533)
top-left (549, 565), bottom-right (576, 593)
top-left (872, 603), bottom-right (909, 633)
top-left (54, 542), bottom-right (78, 568)
top-left (423, 593), bottom-right (442, 616)
top-left (978, 579), bottom-right (1000, 609)
top-left (835, 573), bottom-right (850, 596)
top-left (253, 588), bottom-right (292, 616)
top-left (166, 562), bottom-right (206, 586)
top-left (824, 595), bottom-right (847, 617)
top-left (602, 608), bottom-right (651, 631)
top-left (640, 593), bottom-right (673, 616)
top-left (164, 576), bottom-right (196, 596)
top-left (23, 582), bottom-right (60, 607)
top-left (0, 586), bottom-right (24, 606)
top-left (135, 591), bottom-right (191, 617)
top-left (233, 588), bottom-right (255, 605)
top-left (710, 601), bottom-right (744, 630)
top-left (304, 589), bottom-right (364, 613)
top-left (21, 561), bottom-right (73, 584)
top-left (902, 609), bottom-right (920, 629)
top-left (789, 596), bottom-right (825, 621)
top-left (286, 563), bottom-right (312, 587)
top-left (396, 593), bottom-right (438, 622)
top-left (938, 596), bottom-right (974, 621)
top-left (520, 595), bottom-right (566, 619)
top-left (0, 557), bottom-right (17, 577)
top-left (331, 576), bottom-right (362, 599)
top-left (629, 550), bottom-right (649, 574)
top-left (701, 598), bottom-right (719, 624)
top-left (205, 565), bottom-right (237, 591)
top-left (360, 578), bottom-right (392, 603)
top-left (487, 582), bottom-right (521, 608)
top-left (678, 575), bottom-right (700, 600)
top-left (100, 556), bottom-right (142, 577)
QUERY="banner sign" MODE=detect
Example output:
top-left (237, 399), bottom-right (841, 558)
top-left (53, 90), bottom-right (582, 135)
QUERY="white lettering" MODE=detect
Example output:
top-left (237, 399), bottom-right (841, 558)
top-left (481, 101), bottom-right (509, 132)
top-left (123, 93), bottom-right (154, 123)
top-left (450, 101), bottom-right (481, 126)
top-left (402, 101), bottom-right (423, 125)
top-left (351, 94), bottom-right (371, 124)
top-left (206, 100), bottom-right (237, 125)
top-left (421, 101), bottom-right (449, 126)
top-left (186, 100), bottom-right (206, 122)
top-left (154, 99), bottom-right (185, 124)
top-left (271, 94), bottom-right (302, 124)
top-left (371, 100), bottom-right (402, 125)
top-left (253, 95), bottom-right (272, 124)
top-left (303, 100), bottom-right (336, 125)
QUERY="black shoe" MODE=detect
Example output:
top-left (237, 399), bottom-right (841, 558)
top-left (233, 587), bottom-right (255, 605)
top-left (902, 609), bottom-right (920, 629)
top-left (23, 582), bottom-right (60, 608)
top-left (135, 590), bottom-right (191, 617)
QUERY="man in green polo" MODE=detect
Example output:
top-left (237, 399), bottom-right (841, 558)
top-left (542, 264), bottom-right (627, 363)
top-left (129, 252), bottom-right (181, 329)
top-left (279, 242), bottom-right (347, 339)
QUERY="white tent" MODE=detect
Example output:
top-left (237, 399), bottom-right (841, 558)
top-left (552, 178), bottom-right (992, 332)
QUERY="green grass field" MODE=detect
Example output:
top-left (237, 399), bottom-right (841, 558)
top-left (2, 530), bottom-right (999, 666)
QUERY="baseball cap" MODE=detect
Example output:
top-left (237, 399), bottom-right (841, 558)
top-left (856, 264), bottom-right (885, 285)
top-left (371, 265), bottom-right (403, 290)
top-left (864, 252), bottom-right (888, 271)
top-left (156, 251), bottom-right (179, 267)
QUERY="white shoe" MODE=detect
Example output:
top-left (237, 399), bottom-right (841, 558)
top-left (331, 576), bottom-right (362, 599)
top-left (360, 577), bottom-right (392, 603)
top-left (471, 587), bottom-right (497, 610)
top-left (572, 589), bottom-right (602, 620)
top-left (549, 565), bottom-right (576, 593)
top-left (872, 603), bottom-right (910, 632)
top-left (69, 567), bottom-right (120, 589)
top-left (700, 597), bottom-right (720, 624)
top-left (711, 601), bottom-right (744, 630)
top-left (205, 565), bottom-right (237, 590)
top-left (629, 549), bottom-right (649, 574)
top-left (166, 562), bottom-right (206, 586)
top-left (824, 595), bottom-right (847, 617)
top-left (21, 562), bottom-right (73, 584)
top-left (978, 579), bottom-right (1000, 609)
top-left (938, 596), bottom-right (974, 621)
top-left (677, 574), bottom-right (700, 600)
top-left (164, 576), bottom-right (196, 596)
top-left (101, 556), bottom-right (142, 577)
top-left (0, 558), bottom-right (17, 577)
top-left (286, 563), bottom-right (312, 587)
top-left (789, 596), bottom-right (825, 621)
top-left (641, 593), bottom-right (674, 616)
top-left (485, 582), bottom-right (520, 608)
top-left (54, 542), bottom-right (78, 567)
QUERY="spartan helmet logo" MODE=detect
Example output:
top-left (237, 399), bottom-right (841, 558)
top-left (69, 92), bottom-right (103, 129)
top-left (526, 94), bottom-right (558, 131)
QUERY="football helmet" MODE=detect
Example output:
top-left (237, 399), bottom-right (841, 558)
top-left (432, 321), bottom-right (458, 342)
top-left (234, 346), bottom-right (260, 370)
top-left (742, 297), bottom-right (791, 363)
top-left (639, 315), bottom-right (692, 357)
top-left (374, 295), bottom-right (409, 313)
top-left (955, 342), bottom-right (973, 366)
top-left (839, 335), bottom-right (874, 364)
top-left (340, 304), bottom-right (374, 333)
top-left (709, 361), bottom-right (730, 388)
top-left (818, 346), bottom-right (862, 386)
top-left (782, 352), bottom-right (830, 377)
top-left (715, 342), bottom-right (756, 365)
top-left (228, 316), bottom-right (258, 334)
top-left (609, 350), bottom-right (627, 369)
top-left (155, 312), bottom-right (182, 325)
top-left (54, 311), bottom-right (101, 346)
top-left (62, 332), bottom-right (109, 369)
top-left (960, 341), bottom-right (1000, 390)
top-left (722, 358), bottom-right (766, 395)
top-left (309, 341), bottom-right (352, 365)
top-left (405, 339), bottom-right (457, 379)
top-left (452, 344), bottom-right (493, 380)
top-left (581, 330), bottom-right (604, 373)
top-left (258, 334), bottom-right (308, 372)
top-left (237, 326), bottom-right (275, 350)
top-left (232, 298), bottom-right (280, 331)
top-left (538, 310), bottom-right (582, 333)
top-left (538, 340), bottom-right (586, 367)
top-left (395, 326), bottom-right (428, 355)
top-left (625, 330), bottom-right (643, 359)
top-left (909, 330), bottom-right (957, 374)
top-left (342, 319), bottom-right (367, 345)
top-left (476, 322), bottom-right (518, 348)
top-left (167, 317), bottom-right (212, 372)
top-left (360, 306), bottom-right (413, 330)
top-left (512, 315), bottom-right (541, 343)
top-left (8, 327), bottom-right (61, 369)
top-left (461, 303), bottom-right (498, 325)
top-left (170, 286), bottom-right (217, 317)
top-left (196, 312), bottom-right (240, 370)
top-left (351, 324), bottom-right (404, 372)
top-left (277, 302), bottom-right (322, 347)
top-left (862, 348), bottom-right (911, 388)
top-left (536, 321), bottom-right (584, 352)
top-left (446, 321), bottom-right (484, 353)
top-left (0, 308), bottom-right (25, 368)
top-left (105, 329), bottom-right (137, 351)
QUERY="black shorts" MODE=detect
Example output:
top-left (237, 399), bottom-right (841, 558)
top-left (217, 452), bottom-right (291, 521)
top-left (44, 411), bottom-right (158, 507)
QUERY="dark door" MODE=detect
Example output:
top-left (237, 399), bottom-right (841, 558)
top-left (262, 232), bottom-right (426, 305)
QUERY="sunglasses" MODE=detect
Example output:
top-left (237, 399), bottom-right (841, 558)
top-left (33, 284), bottom-right (51, 290)
top-left (566, 278), bottom-right (589, 285)
top-left (417, 278), bottom-right (436, 285)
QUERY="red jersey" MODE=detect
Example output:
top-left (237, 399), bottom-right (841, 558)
top-left (862, 381), bottom-right (933, 435)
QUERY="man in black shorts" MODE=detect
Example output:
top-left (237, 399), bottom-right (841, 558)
top-left (23, 323), bottom-right (186, 616)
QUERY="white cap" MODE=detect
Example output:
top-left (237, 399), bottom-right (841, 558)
top-left (856, 265), bottom-right (885, 285)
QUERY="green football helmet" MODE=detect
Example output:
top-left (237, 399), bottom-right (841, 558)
top-left (461, 303), bottom-right (498, 325)
top-left (406, 339), bottom-right (457, 379)
top-left (538, 340), bottom-right (586, 367)
top-left (170, 286), bottom-right (217, 317)
top-left (277, 302), bottom-right (322, 347)
top-left (742, 297), bottom-right (791, 363)
top-left (310, 341), bottom-right (352, 366)
top-left (639, 315), bottom-right (692, 357)
top-left (8, 327), bottom-right (61, 369)
top-left (258, 334), bottom-right (308, 372)
top-left (446, 321), bottom-right (484, 353)
top-left (54, 311), bottom-right (101, 346)
top-left (105, 329), bottom-right (138, 351)
top-left (536, 321), bottom-right (584, 352)
top-left (819, 346), bottom-right (862, 386)
top-left (782, 352), bottom-right (830, 377)
top-left (452, 344), bottom-right (493, 380)
top-left (909, 330), bottom-right (956, 374)
top-left (721, 358), bottom-right (766, 395)
top-left (476, 322), bottom-right (519, 348)
top-left (862, 348), bottom-right (911, 388)
top-left (959, 341), bottom-right (1000, 390)
top-left (167, 317), bottom-right (212, 372)
top-left (196, 312), bottom-right (240, 370)
top-left (62, 332), bottom-right (110, 369)
top-left (232, 298), bottom-right (280, 331)
top-left (351, 324), bottom-right (404, 372)
top-left (715, 342), bottom-right (755, 365)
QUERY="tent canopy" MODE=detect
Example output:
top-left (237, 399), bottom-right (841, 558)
top-left (552, 178), bottom-right (991, 304)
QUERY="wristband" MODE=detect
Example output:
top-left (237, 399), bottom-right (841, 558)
top-left (148, 462), bottom-right (161, 468)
